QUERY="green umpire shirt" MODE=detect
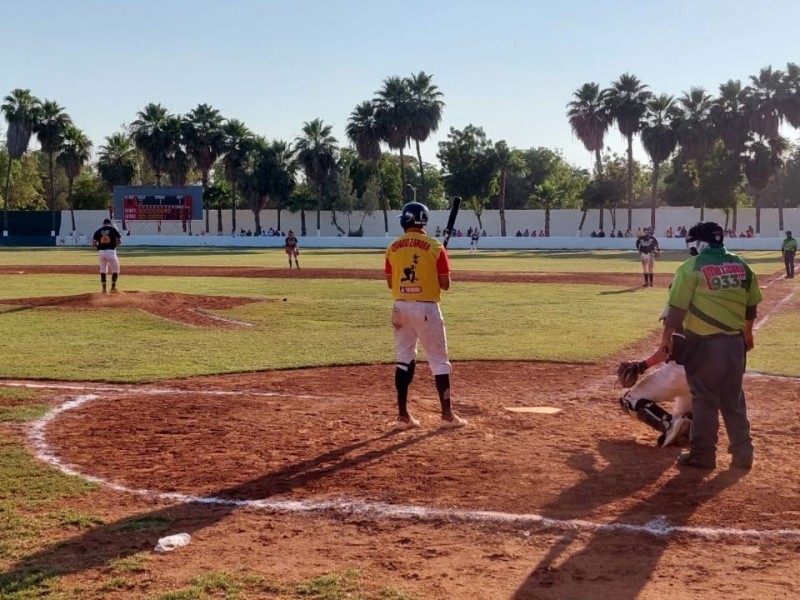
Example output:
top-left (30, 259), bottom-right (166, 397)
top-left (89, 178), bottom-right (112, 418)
top-left (668, 247), bottom-right (762, 336)
top-left (783, 236), bottom-right (797, 252)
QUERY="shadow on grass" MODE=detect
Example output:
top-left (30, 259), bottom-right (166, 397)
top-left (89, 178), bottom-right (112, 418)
top-left (0, 428), bottom-right (437, 596)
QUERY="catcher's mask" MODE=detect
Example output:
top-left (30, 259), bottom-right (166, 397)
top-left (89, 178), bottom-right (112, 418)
top-left (399, 202), bottom-right (429, 229)
top-left (686, 221), bottom-right (724, 256)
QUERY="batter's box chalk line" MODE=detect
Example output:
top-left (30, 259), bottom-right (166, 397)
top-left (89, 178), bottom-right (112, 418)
top-left (28, 391), bottom-right (800, 543)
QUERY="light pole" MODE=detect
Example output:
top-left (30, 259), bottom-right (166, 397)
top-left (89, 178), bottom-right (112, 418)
top-left (405, 183), bottom-right (416, 203)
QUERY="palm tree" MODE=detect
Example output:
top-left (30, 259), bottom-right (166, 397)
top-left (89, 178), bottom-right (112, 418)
top-left (779, 63), bottom-right (800, 130)
top-left (374, 76), bottom-right (413, 197)
top-left (267, 140), bottom-right (296, 232)
top-left (711, 80), bottom-right (750, 155)
top-left (295, 118), bottom-right (338, 235)
top-left (746, 66), bottom-right (784, 140)
top-left (493, 141), bottom-right (524, 236)
top-left (130, 103), bottom-right (170, 185)
top-left (221, 119), bottom-right (253, 234)
top-left (97, 133), bottom-right (137, 190)
top-left (57, 126), bottom-right (93, 233)
top-left (2, 89), bottom-right (41, 235)
top-left (406, 71), bottom-right (444, 200)
top-left (183, 104), bottom-right (224, 232)
top-left (239, 137), bottom-right (271, 235)
top-left (675, 88), bottom-right (715, 220)
top-left (567, 82), bottom-right (611, 234)
top-left (533, 180), bottom-right (559, 237)
top-left (744, 137), bottom-right (788, 234)
top-left (641, 94), bottom-right (679, 229)
top-left (35, 100), bottom-right (73, 235)
top-left (346, 100), bottom-right (389, 233)
top-left (605, 74), bottom-right (652, 230)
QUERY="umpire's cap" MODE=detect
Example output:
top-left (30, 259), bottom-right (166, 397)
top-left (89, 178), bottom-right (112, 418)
top-left (686, 222), bottom-right (724, 246)
top-left (399, 202), bottom-right (429, 229)
top-left (103, 218), bottom-right (112, 225)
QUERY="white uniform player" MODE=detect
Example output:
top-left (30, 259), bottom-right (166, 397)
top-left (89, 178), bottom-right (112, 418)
top-left (619, 307), bottom-right (692, 447)
top-left (385, 202), bottom-right (467, 431)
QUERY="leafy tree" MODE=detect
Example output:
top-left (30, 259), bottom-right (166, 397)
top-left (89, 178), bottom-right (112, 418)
top-left (286, 183), bottom-right (316, 236)
top-left (0, 150), bottom-right (44, 210)
top-left (531, 180), bottom-right (560, 237)
top-left (436, 125), bottom-right (498, 228)
top-left (641, 94), bottom-right (679, 229)
top-left (605, 74), bottom-right (652, 230)
top-left (746, 66), bottom-right (784, 140)
top-left (57, 125), bottom-right (93, 233)
top-left (743, 137), bottom-right (789, 233)
top-left (35, 100), bottom-right (73, 234)
top-left (2, 88), bottom-right (41, 233)
top-left (295, 118), bottom-right (338, 234)
top-left (567, 82), bottom-right (611, 233)
top-left (221, 118), bottom-right (253, 233)
top-left (238, 137), bottom-right (271, 234)
top-left (71, 168), bottom-right (111, 210)
top-left (183, 103), bottom-right (224, 232)
top-left (406, 71), bottom-right (445, 201)
top-left (711, 80), bottom-right (750, 155)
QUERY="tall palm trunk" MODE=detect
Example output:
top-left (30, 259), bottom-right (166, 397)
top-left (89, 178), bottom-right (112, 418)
top-left (3, 159), bottom-right (13, 235)
top-left (779, 196), bottom-right (785, 231)
top-left (201, 173), bottom-right (210, 233)
top-left (700, 200), bottom-right (705, 222)
top-left (231, 180), bottom-right (237, 233)
top-left (415, 139), bottom-right (426, 202)
top-left (732, 204), bottom-right (737, 232)
top-left (598, 200), bottom-right (604, 232)
top-left (277, 207), bottom-right (282, 232)
top-left (498, 166), bottom-right (507, 237)
top-left (755, 192), bottom-right (761, 235)
top-left (626, 135), bottom-right (634, 231)
top-left (315, 181), bottom-right (322, 236)
top-left (399, 147), bottom-right (406, 200)
top-left (374, 159), bottom-right (388, 234)
top-left (577, 207), bottom-right (588, 235)
top-left (68, 178), bottom-right (76, 233)
top-left (578, 149), bottom-right (605, 236)
top-left (253, 206), bottom-right (262, 235)
top-left (217, 206), bottom-right (223, 234)
top-left (300, 209), bottom-right (307, 236)
top-left (545, 205), bottom-right (551, 237)
top-left (48, 152), bottom-right (57, 236)
top-left (650, 161), bottom-right (661, 230)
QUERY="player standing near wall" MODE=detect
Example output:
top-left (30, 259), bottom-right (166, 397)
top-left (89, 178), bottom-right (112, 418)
top-left (384, 202), bottom-right (467, 431)
top-left (285, 230), bottom-right (300, 269)
top-left (92, 218), bottom-right (122, 294)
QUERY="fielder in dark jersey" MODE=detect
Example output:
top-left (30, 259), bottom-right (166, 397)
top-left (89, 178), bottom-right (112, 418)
top-left (284, 230), bottom-right (300, 269)
top-left (635, 228), bottom-right (660, 287)
top-left (660, 222), bottom-right (761, 470)
top-left (92, 218), bottom-right (122, 294)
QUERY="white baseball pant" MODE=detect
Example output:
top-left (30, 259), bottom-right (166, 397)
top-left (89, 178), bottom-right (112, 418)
top-left (392, 300), bottom-right (451, 376)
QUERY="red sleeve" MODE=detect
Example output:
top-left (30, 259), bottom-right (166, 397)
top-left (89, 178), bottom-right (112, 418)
top-left (437, 248), bottom-right (450, 274)
top-left (384, 257), bottom-right (392, 275)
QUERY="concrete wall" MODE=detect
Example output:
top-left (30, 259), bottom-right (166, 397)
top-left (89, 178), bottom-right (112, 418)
top-left (64, 207), bottom-right (800, 240)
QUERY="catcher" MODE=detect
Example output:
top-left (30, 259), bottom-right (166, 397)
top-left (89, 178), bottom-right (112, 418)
top-left (616, 309), bottom-right (692, 447)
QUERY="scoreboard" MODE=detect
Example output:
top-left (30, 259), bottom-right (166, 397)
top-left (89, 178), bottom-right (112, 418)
top-left (123, 194), bottom-right (193, 221)
top-left (113, 186), bottom-right (204, 221)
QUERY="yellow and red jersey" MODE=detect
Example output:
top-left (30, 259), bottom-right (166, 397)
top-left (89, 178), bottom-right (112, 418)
top-left (385, 229), bottom-right (450, 302)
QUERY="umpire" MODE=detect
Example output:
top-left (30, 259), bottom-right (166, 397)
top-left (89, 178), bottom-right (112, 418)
top-left (659, 222), bottom-right (761, 470)
top-left (782, 230), bottom-right (797, 279)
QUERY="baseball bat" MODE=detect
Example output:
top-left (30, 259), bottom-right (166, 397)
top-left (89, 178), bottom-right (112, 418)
top-left (442, 196), bottom-right (462, 248)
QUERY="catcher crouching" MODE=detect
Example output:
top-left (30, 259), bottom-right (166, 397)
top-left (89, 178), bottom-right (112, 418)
top-left (617, 309), bottom-right (692, 447)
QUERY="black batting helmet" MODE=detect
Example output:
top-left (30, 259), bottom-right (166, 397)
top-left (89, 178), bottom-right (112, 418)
top-left (686, 222), bottom-right (724, 246)
top-left (399, 202), bottom-right (429, 229)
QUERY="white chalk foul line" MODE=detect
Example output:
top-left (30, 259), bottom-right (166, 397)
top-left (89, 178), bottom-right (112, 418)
top-left (28, 392), bottom-right (800, 542)
top-left (754, 282), bottom-right (799, 331)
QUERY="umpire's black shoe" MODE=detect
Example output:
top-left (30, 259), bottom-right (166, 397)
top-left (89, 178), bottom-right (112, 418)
top-left (730, 453), bottom-right (754, 470)
top-left (677, 452), bottom-right (716, 470)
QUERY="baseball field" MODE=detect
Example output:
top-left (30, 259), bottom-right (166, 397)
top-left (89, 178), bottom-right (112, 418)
top-left (1, 247), bottom-right (798, 600)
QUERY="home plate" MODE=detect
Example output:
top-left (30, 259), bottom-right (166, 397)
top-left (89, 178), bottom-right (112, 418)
top-left (505, 406), bottom-right (562, 414)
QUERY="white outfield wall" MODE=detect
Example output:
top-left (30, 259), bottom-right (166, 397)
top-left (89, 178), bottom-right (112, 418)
top-left (58, 207), bottom-right (800, 250)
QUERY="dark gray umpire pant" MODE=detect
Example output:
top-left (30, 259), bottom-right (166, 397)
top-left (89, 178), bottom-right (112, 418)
top-left (684, 332), bottom-right (753, 462)
top-left (784, 251), bottom-right (796, 278)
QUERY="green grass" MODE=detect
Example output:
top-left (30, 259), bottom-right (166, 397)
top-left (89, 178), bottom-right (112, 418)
top-left (115, 515), bottom-right (172, 533)
top-left (106, 553), bottom-right (150, 573)
top-left (0, 246), bottom-right (786, 275)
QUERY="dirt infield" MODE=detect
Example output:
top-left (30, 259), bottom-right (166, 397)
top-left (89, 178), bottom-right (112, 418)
top-left (4, 269), bottom-right (800, 599)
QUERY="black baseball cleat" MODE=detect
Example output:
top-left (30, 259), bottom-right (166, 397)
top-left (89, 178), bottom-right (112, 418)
top-left (730, 451), bottom-right (754, 470)
top-left (677, 451), bottom-right (716, 470)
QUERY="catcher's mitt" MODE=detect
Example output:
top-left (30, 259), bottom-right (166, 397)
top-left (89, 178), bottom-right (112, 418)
top-left (616, 360), bottom-right (647, 388)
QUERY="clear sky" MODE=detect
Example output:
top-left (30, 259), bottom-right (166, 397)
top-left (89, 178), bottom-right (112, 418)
top-left (2, 0), bottom-right (799, 170)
